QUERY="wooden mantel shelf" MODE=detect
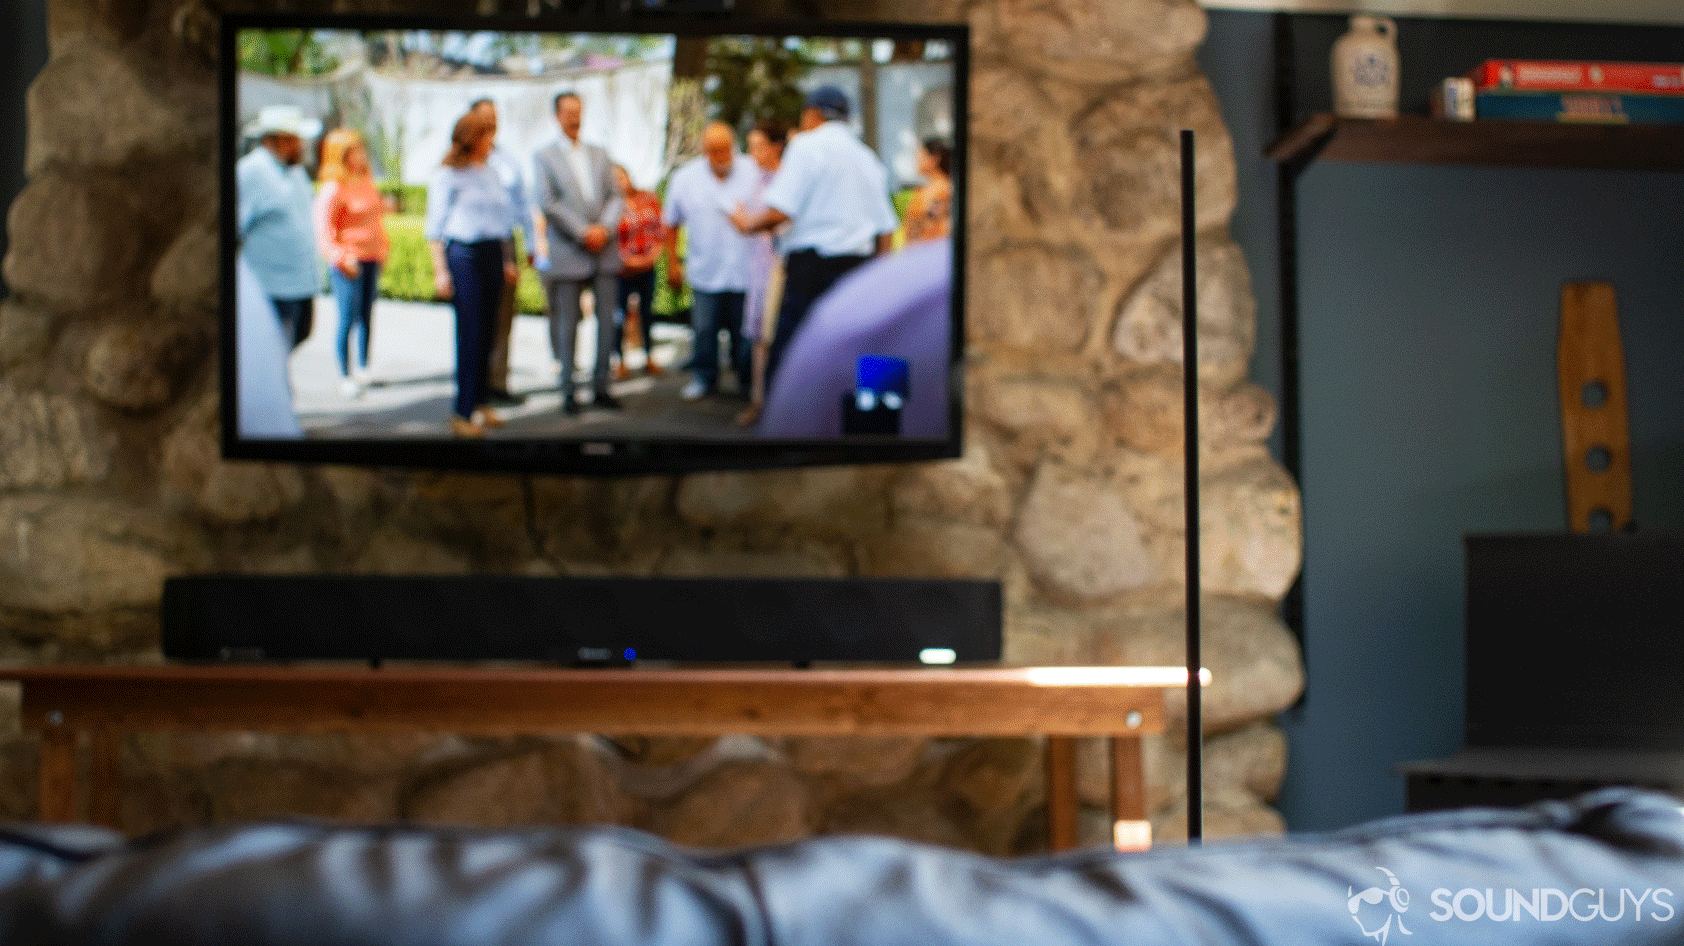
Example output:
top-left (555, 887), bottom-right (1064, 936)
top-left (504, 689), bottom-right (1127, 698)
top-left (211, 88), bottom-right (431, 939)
top-left (1268, 113), bottom-right (1684, 171)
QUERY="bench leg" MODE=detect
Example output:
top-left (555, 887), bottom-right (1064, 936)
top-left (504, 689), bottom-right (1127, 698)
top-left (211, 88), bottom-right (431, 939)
top-left (1111, 735), bottom-right (1151, 850)
top-left (1045, 736), bottom-right (1078, 851)
top-left (89, 728), bottom-right (123, 830)
top-left (38, 726), bottom-right (79, 823)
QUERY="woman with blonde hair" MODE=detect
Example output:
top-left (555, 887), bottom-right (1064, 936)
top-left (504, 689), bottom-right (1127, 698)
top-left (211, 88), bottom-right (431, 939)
top-left (424, 110), bottom-right (517, 438)
top-left (314, 127), bottom-right (390, 398)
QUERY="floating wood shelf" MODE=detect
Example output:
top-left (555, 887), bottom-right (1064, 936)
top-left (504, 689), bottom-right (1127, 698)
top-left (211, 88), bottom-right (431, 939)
top-left (1268, 112), bottom-right (1684, 171)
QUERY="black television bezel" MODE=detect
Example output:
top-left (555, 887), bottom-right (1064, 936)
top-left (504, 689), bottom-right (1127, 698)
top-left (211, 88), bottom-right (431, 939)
top-left (218, 10), bottom-right (968, 476)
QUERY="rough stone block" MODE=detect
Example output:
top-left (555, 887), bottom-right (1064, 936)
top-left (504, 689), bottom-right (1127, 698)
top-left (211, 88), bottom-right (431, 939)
top-left (84, 318), bottom-right (208, 410)
top-left (1014, 461), bottom-right (1155, 600)
top-left (1095, 596), bottom-right (1305, 732)
top-left (783, 736), bottom-right (927, 788)
top-left (150, 218), bottom-right (218, 312)
top-left (968, 245), bottom-right (1099, 353)
top-left (0, 494), bottom-right (190, 613)
top-left (657, 760), bottom-right (812, 848)
top-left (676, 466), bottom-right (890, 537)
top-left (654, 541), bottom-right (851, 578)
top-left (26, 36), bottom-right (213, 174)
top-left (351, 525), bottom-right (474, 575)
top-left (1154, 787), bottom-right (1287, 843)
top-left (818, 785), bottom-right (973, 850)
top-left (972, 0), bottom-right (1206, 86)
top-left (402, 738), bottom-right (636, 827)
top-left (1114, 231), bottom-right (1256, 382)
top-left (973, 377), bottom-right (1102, 464)
top-left (0, 0), bottom-right (1299, 856)
top-left (161, 389), bottom-right (306, 523)
top-left (1198, 457), bottom-right (1302, 601)
top-left (0, 302), bottom-right (55, 372)
top-left (859, 518), bottom-right (1009, 578)
top-left (4, 171), bottom-right (148, 311)
top-left (1103, 367), bottom-right (1277, 457)
top-left (888, 438), bottom-right (1013, 527)
top-left (0, 383), bottom-right (116, 489)
top-left (1071, 77), bottom-right (1237, 253)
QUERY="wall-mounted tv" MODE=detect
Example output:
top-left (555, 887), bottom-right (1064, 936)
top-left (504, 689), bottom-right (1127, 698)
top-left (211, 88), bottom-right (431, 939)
top-left (220, 11), bottom-right (966, 475)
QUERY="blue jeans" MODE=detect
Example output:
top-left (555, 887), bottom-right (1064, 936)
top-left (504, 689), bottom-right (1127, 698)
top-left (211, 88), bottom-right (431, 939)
top-left (690, 289), bottom-right (749, 393)
top-left (329, 261), bottom-right (380, 377)
top-left (445, 240), bottom-right (504, 421)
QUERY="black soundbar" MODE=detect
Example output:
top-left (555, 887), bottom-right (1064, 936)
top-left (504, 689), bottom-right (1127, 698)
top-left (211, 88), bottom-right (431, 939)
top-left (161, 574), bottom-right (1002, 665)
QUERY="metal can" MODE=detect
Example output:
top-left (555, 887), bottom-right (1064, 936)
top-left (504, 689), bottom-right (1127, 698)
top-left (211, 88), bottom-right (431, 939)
top-left (1434, 76), bottom-right (1476, 121)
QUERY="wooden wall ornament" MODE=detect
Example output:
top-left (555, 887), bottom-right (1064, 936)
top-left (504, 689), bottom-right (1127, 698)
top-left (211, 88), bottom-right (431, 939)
top-left (1557, 281), bottom-right (1633, 533)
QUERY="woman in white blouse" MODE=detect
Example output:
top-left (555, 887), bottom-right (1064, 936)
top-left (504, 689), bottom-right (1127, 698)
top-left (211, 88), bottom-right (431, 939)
top-left (425, 111), bottom-right (518, 438)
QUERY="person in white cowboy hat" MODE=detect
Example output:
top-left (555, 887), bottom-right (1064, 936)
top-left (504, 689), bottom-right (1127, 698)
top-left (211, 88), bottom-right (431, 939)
top-left (237, 104), bottom-right (324, 351)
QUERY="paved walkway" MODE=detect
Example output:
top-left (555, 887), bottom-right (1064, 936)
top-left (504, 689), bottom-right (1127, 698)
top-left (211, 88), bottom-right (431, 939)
top-left (289, 294), bottom-right (757, 440)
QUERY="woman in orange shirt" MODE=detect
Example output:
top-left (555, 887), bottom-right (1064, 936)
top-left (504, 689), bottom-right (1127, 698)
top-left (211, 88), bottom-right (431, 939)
top-left (315, 128), bottom-right (391, 398)
top-left (902, 138), bottom-right (952, 245)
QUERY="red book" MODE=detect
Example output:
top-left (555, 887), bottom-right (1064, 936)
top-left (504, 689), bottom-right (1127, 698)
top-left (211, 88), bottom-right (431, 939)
top-left (1470, 59), bottom-right (1684, 94)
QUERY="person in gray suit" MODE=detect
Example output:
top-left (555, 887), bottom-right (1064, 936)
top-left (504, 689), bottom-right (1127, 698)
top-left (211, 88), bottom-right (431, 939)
top-left (533, 91), bottom-right (623, 414)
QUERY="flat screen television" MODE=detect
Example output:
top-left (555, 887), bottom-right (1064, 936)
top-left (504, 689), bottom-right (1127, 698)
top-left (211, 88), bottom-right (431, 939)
top-left (220, 10), bottom-right (967, 476)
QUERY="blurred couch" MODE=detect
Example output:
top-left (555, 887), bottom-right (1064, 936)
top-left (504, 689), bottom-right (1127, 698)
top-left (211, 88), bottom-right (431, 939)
top-left (3, 788), bottom-right (1683, 945)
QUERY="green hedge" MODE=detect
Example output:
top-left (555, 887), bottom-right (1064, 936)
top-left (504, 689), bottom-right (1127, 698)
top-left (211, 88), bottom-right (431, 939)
top-left (369, 184), bottom-right (928, 318)
top-left (377, 213), bottom-right (690, 319)
top-left (379, 214), bottom-right (546, 314)
top-left (370, 185), bottom-right (933, 321)
top-left (377, 181), bottom-right (429, 215)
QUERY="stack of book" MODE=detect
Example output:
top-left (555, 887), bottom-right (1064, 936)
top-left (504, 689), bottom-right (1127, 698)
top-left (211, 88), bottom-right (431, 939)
top-left (1469, 59), bottom-right (1684, 124)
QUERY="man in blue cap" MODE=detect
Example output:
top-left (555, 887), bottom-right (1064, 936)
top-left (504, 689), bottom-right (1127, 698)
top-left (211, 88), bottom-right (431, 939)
top-left (729, 84), bottom-right (898, 389)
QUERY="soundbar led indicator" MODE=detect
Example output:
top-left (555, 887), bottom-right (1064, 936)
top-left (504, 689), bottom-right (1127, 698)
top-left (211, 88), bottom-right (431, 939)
top-left (623, 648), bottom-right (637, 661)
top-left (918, 647), bottom-right (957, 665)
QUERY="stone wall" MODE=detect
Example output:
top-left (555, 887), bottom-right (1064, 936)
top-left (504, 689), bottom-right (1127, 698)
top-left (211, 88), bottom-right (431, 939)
top-left (0, 0), bottom-right (1303, 851)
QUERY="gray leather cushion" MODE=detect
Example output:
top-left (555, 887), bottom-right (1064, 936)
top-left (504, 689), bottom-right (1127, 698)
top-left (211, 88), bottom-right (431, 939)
top-left (3, 788), bottom-right (1682, 945)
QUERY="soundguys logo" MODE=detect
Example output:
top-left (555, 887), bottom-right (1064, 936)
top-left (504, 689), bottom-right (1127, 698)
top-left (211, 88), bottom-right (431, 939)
top-left (1346, 868), bottom-right (1676, 943)
top-left (1348, 867), bottom-right (1411, 944)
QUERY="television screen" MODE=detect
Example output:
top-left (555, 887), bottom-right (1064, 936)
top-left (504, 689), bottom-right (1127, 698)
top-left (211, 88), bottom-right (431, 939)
top-left (220, 11), bottom-right (966, 475)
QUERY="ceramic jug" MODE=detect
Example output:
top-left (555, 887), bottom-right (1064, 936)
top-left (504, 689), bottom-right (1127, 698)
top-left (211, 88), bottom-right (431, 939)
top-left (1331, 15), bottom-right (1400, 119)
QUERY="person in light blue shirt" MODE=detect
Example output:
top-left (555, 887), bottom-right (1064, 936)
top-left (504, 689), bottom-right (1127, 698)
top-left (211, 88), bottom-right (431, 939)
top-left (425, 109), bottom-right (517, 438)
top-left (469, 99), bottom-right (534, 408)
top-left (236, 105), bottom-right (322, 350)
top-left (662, 121), bottom-right (760, 400)
top-left (729, 86), bottom-right (898, 390)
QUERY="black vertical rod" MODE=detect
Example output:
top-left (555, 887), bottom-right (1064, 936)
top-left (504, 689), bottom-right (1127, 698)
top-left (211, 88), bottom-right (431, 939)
top-left (1272, 12), bottom-right (1307, 643)
top-left (1180, 128), bottom-right (1203, 846)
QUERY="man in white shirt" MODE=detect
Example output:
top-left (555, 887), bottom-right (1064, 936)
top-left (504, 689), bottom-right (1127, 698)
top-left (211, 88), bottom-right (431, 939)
top-left (663, 122), bottom-right (759, 401)
top-left (730, 86), bottom-right (898, 389)
top-left (533, 91), bottom-right (623, 413)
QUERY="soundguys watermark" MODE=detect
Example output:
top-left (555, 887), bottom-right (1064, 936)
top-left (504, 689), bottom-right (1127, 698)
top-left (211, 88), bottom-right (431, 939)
top-left (1347, 866), bottom-right (1676, 944)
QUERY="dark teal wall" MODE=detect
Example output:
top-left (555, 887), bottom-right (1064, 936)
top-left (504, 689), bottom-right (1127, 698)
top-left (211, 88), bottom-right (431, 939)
top-left (1203, 10), bottom-right (1684, 831)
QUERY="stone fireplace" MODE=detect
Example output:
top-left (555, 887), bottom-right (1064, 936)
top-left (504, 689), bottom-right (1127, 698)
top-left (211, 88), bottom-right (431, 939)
top-left (0, 0), bottom-right (1302, 850)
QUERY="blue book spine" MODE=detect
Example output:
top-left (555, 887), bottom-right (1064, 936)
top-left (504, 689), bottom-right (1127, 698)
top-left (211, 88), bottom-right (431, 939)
top-left (1475, 90), bottom-right (1684, 124)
